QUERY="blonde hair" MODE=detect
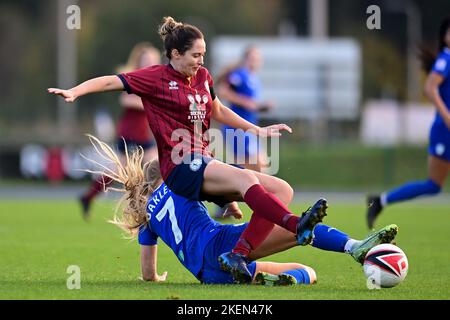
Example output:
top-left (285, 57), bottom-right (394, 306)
top-left (82, 135), bottom-right (162, 238)
top-left (116, 42), bottom-right (161, 74)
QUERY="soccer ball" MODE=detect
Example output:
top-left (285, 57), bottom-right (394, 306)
top-left (363, 243), bottom-right (408, 288)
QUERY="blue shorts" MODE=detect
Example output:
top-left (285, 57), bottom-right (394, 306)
top-left (116, 138), bottom-right (156, 154)
top-left (428, 122), bottom-right (450, 162)
top-left (165, 153), bottom-right (243, 207)
top-left (199, 223), bottom-right (257, 284)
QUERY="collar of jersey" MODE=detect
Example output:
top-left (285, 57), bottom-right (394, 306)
top-left (444, 47), bottom-right (450, 54)
top-left (167, 63), bottom-right (191, 82)
top-left (151, 181), bottom-right (166, 197)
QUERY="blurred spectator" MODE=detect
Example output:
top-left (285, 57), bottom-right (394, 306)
top-left (46, 147), bottom-right (64, 183)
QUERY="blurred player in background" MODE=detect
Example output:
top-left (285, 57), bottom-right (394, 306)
top-left (213, 46), bottom-right (274, 219)
top-left (79, 43), bottom-right (161, 220)
top-left (85, 135), bottom-right (398, 285)
top-left (367, 17), bottom-right (450, 229)
top-left (219, 46), bottom-right (274, 173)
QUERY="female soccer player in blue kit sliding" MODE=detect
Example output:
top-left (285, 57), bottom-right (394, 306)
top-left (85, 135), bottom-right (398, 285)
top-left (367, 17), bottom-right (450, 229)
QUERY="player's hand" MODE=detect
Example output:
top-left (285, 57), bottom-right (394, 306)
top-left (47, 88), bottom-right (77, 103)
top-left (223, 202), bottom-right (243, 219)
top-left (154, 271), bottom-right (168, 282)
top-left (257, 124), bottom-right (292, 137)
top-left (139, 271), bottom-right (168, 282)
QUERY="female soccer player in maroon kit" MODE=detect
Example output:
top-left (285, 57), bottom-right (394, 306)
top-left (79, 43), bottom-right (161, 219)
top-left (48, 16), bottom-right (327, 283)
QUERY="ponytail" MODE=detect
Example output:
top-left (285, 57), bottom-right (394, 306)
top-left (418, 45), bottom-right (437, 73)
top-left (82, 135), bottom-right (161, 238)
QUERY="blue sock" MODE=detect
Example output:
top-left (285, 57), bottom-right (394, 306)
top-left (311, 224), bottom-right (349, 253)
top-left (281, 268), bottom-right (312, 284)
top-left (386, 179), bottom-right (441, 205)
top-left (247, 261), bottom-right (257, 279)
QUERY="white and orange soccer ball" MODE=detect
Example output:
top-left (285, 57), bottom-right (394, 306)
top-left (363, 243), bottom-right (409, 288)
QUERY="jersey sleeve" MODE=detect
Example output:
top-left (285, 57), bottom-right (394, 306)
top-left (138, 224), bottom-right (158, 246)
top-left (118, 67), bottom-right (155, 96)
top-left (432, 53), bottom-right (450, 78)
top-left (205, 69), bottom-right (216, 100)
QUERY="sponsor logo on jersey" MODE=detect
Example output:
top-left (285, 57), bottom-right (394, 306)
top-left (187, 94), bottom-right (208, 123)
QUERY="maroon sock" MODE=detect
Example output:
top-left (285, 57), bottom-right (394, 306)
top-left (244, 184), bottom-right (299, 233)
top-left (84, 176), bottom-right (113, 201)
top-left (232, 215), bottom-right (274, 257)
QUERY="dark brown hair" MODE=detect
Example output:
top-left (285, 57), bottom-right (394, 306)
top-left (419, 17), bottom-right (450, 73)
top-left (158, 16), bottom-right (204, 59)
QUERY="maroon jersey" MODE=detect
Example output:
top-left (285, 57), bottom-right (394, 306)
top-left (118, 64), bottom-right (215, 180)
top-left (117, 107), bottom-right (153, 143)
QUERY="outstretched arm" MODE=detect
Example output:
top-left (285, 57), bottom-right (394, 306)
top-left (140, 244), bottom-right (168, 282)
top-left (48, 75), bottom-right (124, 102)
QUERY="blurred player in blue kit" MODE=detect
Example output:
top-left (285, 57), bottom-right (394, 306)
top-left (86, 136), bottom-right (398, 285)
top-left (219, 46), bottom-right (274, 173)
top-left (214, 46), bottom-right (274, 219)
top-left (367, 17), bottom-right (450, 229)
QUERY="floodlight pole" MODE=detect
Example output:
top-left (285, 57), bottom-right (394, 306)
top-left (384, 0), bottom-right (422, 102)
top-left (309, 0), bottom-right (328, 39)
top-left (57, 0), bottom-right (78, 140)
top-left (405, 2), bottom-right (422, 103)
top-left (309, 0), bottom-right (329, 143)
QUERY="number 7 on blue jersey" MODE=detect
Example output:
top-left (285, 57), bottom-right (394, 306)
top-left (155, 197), bottom-right (183, 244)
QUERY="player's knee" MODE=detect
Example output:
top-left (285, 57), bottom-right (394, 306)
top-left (240, 170), bottom-right (260, 189)
top-left (283, 183), bottom-right (294, 204)
top-left (269, 179), bottom-right (293, 205)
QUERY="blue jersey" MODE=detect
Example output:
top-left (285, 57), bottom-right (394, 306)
top-left (224, 67), bottom-right (261, 126)
top-left (431, 47), bottom-right (450, 126)
top-left (138, 182), bottom-right (222, 279)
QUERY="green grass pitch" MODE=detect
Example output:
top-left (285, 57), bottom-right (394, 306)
top-left (0, 199), bottom-right (449, 300)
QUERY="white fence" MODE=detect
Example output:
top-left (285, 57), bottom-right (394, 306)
top-left (360, 100), bottom-right (435, 146)
top-left (211, 36), bottom-right (361, 120)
